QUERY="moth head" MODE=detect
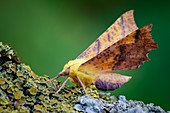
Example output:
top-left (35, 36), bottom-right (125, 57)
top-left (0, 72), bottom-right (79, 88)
top-left (60, 59), bottom-right (86, 77)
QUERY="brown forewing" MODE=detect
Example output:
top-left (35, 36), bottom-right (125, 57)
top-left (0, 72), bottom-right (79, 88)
top-left (76, 10), bottom-right (138, 61)
top-left (78, 24), bottom-right (158, 73)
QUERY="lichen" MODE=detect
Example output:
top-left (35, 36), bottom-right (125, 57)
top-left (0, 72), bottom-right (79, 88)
top-left (0, 42), bottom-right (106, 112)
top-left (0, 42), bottom-right (168, 113)
top-left (74, 95), bottom-right (168, 113)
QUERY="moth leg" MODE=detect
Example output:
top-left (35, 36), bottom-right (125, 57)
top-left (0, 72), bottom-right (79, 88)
top-left (76, 76), bottom-right (87, 95)
top-left (55, 77), bottom-right (69, 94)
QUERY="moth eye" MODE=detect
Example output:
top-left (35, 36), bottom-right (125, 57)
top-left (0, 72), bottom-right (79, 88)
top-left (60, 68), bottom-right (70, 76)
top-left (65, 68), bottom-right (70, 74)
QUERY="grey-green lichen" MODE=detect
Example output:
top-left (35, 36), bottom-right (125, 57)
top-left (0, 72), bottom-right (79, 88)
top-left (74, 95), bottom-right (168, 113)
top-left (0, 42), bottom-right (169, 113)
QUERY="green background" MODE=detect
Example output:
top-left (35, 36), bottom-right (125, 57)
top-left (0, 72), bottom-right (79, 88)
top-left (0, 0), bottom-right (169, 111)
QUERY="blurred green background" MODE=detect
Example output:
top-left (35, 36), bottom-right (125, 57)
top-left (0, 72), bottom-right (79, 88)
top-left (0, 0), bottom-right (169, 111)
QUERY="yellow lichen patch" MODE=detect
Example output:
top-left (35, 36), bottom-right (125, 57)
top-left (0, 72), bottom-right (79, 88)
top-left (43, 76), bottom-right (50, 81)
top-left (71, 88), bottom-right (77, 93)
top-left (31, 97), bottom-right (36, 103)
top-left (0, 96), bottom-right (9, 105)
top-left (86, 85), bottom-right (99, 98)
top-left (25, 65), bottom-right (31, 71)
top-left (34, 104), bottom-right (46, 112)
top-left (1, 83), bottom-right (8, 90)
top-left (5, 62), bottom-right (9, 68)
top-left (18, 76), bottom-right (25, 81)
top-left (14, 87), bottom-right (19, 91)
top-left (64, 92), bottom-right (71, 98)
top-left (50, 99), bottom-right (57, 105)
top-left (42, 101), bottom-right (50, 107)
top-left (0, 106), bottom-right (3, 112)
top-left (16, 82), bottom-right (22, 89)
top-left (19, 109), bottom-right (26, 113)
top-left (16, 97), bottom-right (25, 105)
top-left (34, 104), bottom-right (43, 110)
top-left (11, 65), bottom-right (16, 72)
top-left (30, 87), bottom-right (37, 95)
top-left (26, 96), bottom-right (32, 102)
top-left (4, 78), bottom-right (12, 84)
top-left (30, 71), bottom-right (38, 79)
top-left (39, 95), bottom-right (45, 101)
top-left (42, 89), bottom-right (49, 95)
top-left (33, 110), bottom-right (42, 113)
top-left (19, 106), bottom-right (30, 113)
top-left (0, 78), bottom-right (5, 84)
top-left (17, 71), bottom-right (23, 76)
top-left (7, 87), bottom-right (13, 93)
top-left (14, 90), bottom-right (23, 99)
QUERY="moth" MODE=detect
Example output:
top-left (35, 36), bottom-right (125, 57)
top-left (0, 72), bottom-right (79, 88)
top-left (51, 10), bottom-right (158, 94)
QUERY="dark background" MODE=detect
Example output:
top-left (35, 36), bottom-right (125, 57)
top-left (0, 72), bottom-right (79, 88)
top-left (1, 0), bottom-right (169, 110)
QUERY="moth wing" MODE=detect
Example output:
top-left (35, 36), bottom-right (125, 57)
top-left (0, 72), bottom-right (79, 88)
top-left (78, 24), bottom-right (158, 73)
top-left (76, 10), bottom-right (138, 61)
top-left (94, 72), bottom-right (131, 90)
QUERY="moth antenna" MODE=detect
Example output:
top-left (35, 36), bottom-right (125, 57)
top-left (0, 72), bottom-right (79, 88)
top-left (55, 77), bottom-right (69, 94)
top-left (77, 76), bottom-right (88, 95)
top-left (49, 68), bottom-right (70, 82)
